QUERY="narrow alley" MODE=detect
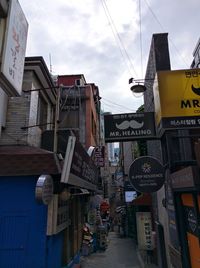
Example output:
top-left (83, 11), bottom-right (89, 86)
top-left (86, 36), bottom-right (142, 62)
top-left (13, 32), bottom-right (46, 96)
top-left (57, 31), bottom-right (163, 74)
top-left (81, 231), bottom-right (141, 268)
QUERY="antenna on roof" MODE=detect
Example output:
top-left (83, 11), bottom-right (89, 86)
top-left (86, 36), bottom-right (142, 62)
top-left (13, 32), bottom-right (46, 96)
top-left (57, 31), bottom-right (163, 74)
top-left (49, 53), bottom-right (52, 73)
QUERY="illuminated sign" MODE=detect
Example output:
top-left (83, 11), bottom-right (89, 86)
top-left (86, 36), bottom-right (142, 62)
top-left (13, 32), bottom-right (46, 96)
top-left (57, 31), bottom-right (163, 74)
top-left (153, 69), bottom-right (200, 132)
top-left (125, 191), bottom-right (137, 202)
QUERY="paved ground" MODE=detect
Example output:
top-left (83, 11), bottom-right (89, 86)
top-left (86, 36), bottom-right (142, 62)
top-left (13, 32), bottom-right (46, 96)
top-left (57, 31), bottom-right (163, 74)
top-left (80, 231), bottom-right (141, 268)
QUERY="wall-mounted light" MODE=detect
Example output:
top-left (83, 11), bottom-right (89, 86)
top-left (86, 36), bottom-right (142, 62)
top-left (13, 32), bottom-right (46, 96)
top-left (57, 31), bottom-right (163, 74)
top-left (130, 84), bottom-right (146, 93)
top-left (129, 77), bottom-right (146, 94)
top-left (129, 77), bottom-right (155, 94)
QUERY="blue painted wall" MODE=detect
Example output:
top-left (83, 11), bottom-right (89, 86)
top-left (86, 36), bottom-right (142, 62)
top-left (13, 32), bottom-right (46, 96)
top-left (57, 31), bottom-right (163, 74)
top-left (0, 176), bottom-right (63, 268)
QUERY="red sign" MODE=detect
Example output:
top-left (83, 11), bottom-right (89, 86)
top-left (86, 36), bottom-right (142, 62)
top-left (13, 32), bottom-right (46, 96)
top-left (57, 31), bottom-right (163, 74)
top-left (100, 201), bottom-right (110, 212)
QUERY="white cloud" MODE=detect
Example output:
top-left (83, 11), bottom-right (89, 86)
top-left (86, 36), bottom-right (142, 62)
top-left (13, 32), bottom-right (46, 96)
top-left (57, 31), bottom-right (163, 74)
top-left (19, 0), bottom-right (199, 114)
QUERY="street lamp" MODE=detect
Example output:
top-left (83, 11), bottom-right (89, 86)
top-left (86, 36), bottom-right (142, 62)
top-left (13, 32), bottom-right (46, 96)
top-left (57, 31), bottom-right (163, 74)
top-left (129, 77), bottom-right (147, 94)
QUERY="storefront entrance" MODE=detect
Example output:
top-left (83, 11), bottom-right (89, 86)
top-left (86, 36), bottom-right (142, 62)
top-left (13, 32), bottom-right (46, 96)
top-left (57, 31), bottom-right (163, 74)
top-left (181, 193), bottom-right (200, 268)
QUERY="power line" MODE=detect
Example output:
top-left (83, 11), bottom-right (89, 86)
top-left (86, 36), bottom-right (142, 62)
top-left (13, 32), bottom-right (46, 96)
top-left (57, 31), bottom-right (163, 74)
top-left (100, 0), bottom-right (138, 77)
top-left (101, 102), bottom-right (127, 113)
top-left (144, 0), bottom-right (189, 67)
top-left (101, 97), bottom-right (138, 112)
top-left (139, 0), bottom-right (143, 78)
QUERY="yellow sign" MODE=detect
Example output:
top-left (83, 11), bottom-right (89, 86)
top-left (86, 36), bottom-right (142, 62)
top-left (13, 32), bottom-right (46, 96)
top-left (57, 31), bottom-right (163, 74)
top-left (153, 69), bottom-right (200, 130)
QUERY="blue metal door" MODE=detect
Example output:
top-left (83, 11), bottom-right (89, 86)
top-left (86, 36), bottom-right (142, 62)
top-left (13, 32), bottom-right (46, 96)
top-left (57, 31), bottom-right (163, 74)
top-left (0, 214), bottom-right (29, 268)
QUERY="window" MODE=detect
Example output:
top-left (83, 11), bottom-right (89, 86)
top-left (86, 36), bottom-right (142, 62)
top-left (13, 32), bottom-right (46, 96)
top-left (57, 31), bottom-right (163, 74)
top-left (37, 93), bottom-right (48, 131)
top-left (91, 113), bottom-right (96, 140)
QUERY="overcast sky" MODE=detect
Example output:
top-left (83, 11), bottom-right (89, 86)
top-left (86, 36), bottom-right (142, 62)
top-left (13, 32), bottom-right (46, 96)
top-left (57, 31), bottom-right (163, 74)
top-left (19, 0), bottom-right (199, 114)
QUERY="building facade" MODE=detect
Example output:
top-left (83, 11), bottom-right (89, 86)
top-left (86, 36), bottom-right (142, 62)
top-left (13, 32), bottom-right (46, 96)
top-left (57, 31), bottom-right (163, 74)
top-left (0, 56), bottom-right (103, 268)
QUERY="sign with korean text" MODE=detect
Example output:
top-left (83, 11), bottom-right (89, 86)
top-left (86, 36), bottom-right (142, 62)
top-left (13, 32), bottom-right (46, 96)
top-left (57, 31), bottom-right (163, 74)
top-left (129, 156), bottom-right (165, 193)
top-left (166, 170), bottom-right (180, 250)
top-left (153, 69), bottom-right (200, 133)
top-left (104, 112), bottom-right (156, 142)
top-left (100, 201), bottom-right (110, 212)
top-left (94, 146), bottom-right (105, 167)
top-left (46, 194), bottom-right (70, 235)
top-left (1, 0), bottom-right (28, 96)
top-left (69, 141), bottom-right (99, 190)
top-left (136, 212), bottom-right (154, 250)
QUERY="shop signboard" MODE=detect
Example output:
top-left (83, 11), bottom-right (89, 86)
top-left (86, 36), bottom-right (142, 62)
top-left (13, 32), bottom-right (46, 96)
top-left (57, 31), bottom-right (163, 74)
top-left (125, 191), bottom-right (137, 202)
top-left (94, 146), bottom-right (105, 167)
top-left (104, 112), bottom-right (156, 142)
top-left (61, 136), bottom-right (76, 184)
top-left (124, 180), bottom-right (135, 191)
top-left (171, 166), bottom-right (200, 189)
top-left (0, 0), bottom-right (28, 96)
top-left (115, 171), bottom-right (123, 187)
top-left (69, 141), bottom-right (99, 191)
top-left (166, 170), bottom-right (180, 251)
top-left (124, 181), bottom-right (137, 202)
top-left (100, 201), bottom-right (110, 212)
top-left (136, 212), bottom-right (154, 250)
top-left (47, 194), bottom-right (70, 235)
top-left (153, 69), bottom-right (200, 134)
top-left (181, 193), bottom-right (200, 267)
top-left (129, 156), bottom-right (165, 193)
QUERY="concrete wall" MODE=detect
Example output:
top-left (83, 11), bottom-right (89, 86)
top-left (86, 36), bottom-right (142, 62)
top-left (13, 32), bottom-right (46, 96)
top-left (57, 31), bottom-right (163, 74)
top-left (123, 141), bottom-right (134, 176)
top-left (0, 71), bottom-right (54, 147)
top-left (0, 88), bottom-right (8, 137)
top-left (144, 33), bottom-right (171, 267)
top-left (0, 96), bottom-right (30, 145)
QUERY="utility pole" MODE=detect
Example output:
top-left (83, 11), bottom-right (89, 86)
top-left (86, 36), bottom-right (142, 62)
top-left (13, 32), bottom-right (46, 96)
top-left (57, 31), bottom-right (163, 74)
top-left (53, 86), bottom-right (61, 153)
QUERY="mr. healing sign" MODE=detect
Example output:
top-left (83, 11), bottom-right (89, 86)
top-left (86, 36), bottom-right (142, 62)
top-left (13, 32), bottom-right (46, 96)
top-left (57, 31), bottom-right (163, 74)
top-left (104, 112), bottom-right (156, 143)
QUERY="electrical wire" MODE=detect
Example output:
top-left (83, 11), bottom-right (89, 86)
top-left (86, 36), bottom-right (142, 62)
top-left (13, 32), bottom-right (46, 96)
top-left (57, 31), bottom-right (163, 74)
top-left (101, 102), bottom-right (127, 113)
top-left (101, 97), bottom-right (138, 112)
top-left (144, 0), bottom-right (190, 67)
top-left (100, 0), bottom-right (138, 78)
top-left (139, 0), bottom-right (143, 78)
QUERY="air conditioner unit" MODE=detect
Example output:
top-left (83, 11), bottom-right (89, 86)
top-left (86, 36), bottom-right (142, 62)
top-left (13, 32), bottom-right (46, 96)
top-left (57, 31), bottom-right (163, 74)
top-left (75, 79), bottom-right (84, 87)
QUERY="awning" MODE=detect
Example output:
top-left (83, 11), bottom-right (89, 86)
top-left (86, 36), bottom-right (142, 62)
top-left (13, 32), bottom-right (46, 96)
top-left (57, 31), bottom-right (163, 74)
top-left (131, 193), bottom-right (152, 206)
top-left (70, 187), bottom-right (90, 196)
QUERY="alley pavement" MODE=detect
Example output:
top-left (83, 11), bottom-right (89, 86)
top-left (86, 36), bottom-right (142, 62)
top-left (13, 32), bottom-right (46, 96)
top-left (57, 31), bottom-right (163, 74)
top-left (80, 231), bottom-right (141, 268)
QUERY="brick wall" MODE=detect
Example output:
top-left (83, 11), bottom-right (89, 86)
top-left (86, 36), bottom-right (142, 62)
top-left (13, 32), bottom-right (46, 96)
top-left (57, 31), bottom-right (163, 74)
top-left (0, 96), bottom-right (30, 145)
top-left (0, 71), bottom-right (48, 147)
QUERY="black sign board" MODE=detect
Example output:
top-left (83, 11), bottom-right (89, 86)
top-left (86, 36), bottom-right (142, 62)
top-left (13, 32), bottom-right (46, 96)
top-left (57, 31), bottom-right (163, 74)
top-left (70, 142), bottom-right (99, 186)
top-left (124, 181), bottom-right (135, 191)
top-left (183, 206), bottom-right (198, 236)
top-left (166, 170), bottom-right (180, 250)
top-left (94, 146), bottom-right (105, 167)
top-left (104, 112), bottom-right (156, 143)
top-left (129, 156), bottom-right (165, 193)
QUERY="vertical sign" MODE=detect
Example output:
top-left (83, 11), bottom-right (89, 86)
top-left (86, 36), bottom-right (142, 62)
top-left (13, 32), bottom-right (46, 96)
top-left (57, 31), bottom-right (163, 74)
top-left (136, 212), bottom-right (153, 250)
top-left (1, 0), bottom-right (28, 96)
top-left (94, 146), bottom-right (105, 167)
top-left (61, 136), bottom-right (76, 184)
top-left (167, 170), bottom-right (181, 250)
